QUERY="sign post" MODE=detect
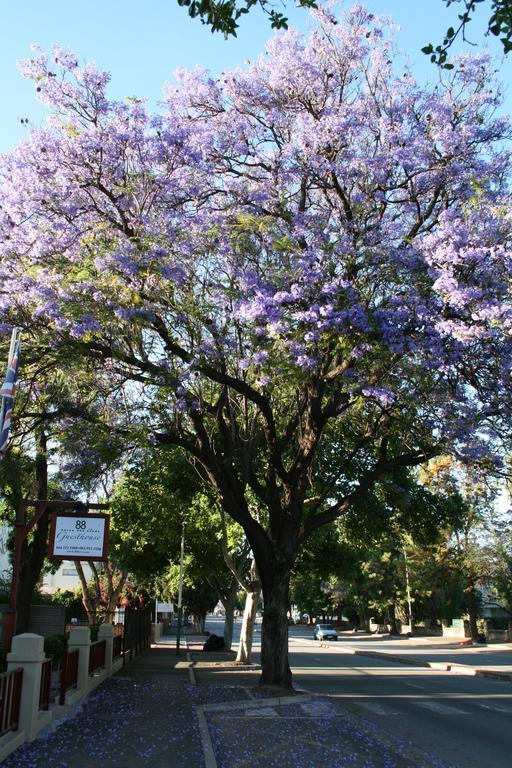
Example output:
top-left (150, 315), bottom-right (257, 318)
top-left (175, 521), bottom-right (185, 655)
top-left (4, 499), bottom-right (109, 653)
top-left (48, 512), bottom-right (109, 561)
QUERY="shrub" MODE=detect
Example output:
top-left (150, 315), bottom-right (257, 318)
top-left (44, 634), bottom-right (68, 668)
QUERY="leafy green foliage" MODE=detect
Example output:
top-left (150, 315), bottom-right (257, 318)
top-left (43, 634), bottom-right (68, 668)
top-left (110, 447), bottom-right (246, 619)
top-left (176, 0), bottom-right (317, 37)
top-left (492, 530), bottom-right (512, 612)
top-left (291, 524), bottom-right (353, 618)
top-left (423, 1), bottom-right (512, 68)
top-left (292, 464), bottom-right (472, 626)
top-left (110, 447), bottom-right (200, 576)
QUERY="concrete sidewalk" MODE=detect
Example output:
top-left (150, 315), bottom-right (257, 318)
top-left (3, 641), bottom-right (205, 768)
top-left (3, 632), bottom-right (457, 768)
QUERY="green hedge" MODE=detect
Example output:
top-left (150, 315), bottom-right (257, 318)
top-left (44, 633), bottom-right (68, 668)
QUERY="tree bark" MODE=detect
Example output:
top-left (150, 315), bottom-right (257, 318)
top-left (236, 576), bottom-right (260, 663)
top-left (466, 585), bottom-right (479, 640)
top-left (221, 582), bottom-right (238, 651)
top-left (258, 561), bottom-right (292, 689)
top-left (104, 564), bottom-right (128, 624)
top-left (75, 561), bottom-right (98, 625)
top-left (16, 428), bottom-right (50, 633)
top-left (388, 603), bottom-right (400, 636)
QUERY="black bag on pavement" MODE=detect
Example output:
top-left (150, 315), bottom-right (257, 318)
top-left (203, 634), bottom-right (225, 651)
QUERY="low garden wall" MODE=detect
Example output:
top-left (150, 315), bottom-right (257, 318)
top-left (0, 623), bottom-right (126, 762)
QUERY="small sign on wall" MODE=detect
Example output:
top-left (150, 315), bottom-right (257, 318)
top-left (48, 512), bottom-right (109, 561)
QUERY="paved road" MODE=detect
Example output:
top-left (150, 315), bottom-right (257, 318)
top-left (205, 618), bottom-right (512, 768)
top-left (329, 632), bottom-right (512, 673)
top-left (289, 630), bottom-right (512, 768)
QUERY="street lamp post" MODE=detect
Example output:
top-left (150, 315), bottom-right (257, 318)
top-left (403, 545), bottom-right (413, 631)
top-left (176, 520), bottom-right (185, 655)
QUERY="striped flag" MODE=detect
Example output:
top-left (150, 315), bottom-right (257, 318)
top-left (0, 329), bottom-right (22, 460)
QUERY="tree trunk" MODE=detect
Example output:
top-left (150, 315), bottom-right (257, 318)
top-left (16, 428), bottom-right (50, 633)
top-left (388, 603), bottom-right (400, 636)
top-left (75, 561), bottom-right (98, 625)
top-left (221, 584), bottom-right (238, 651)
top-left (104, 565), bottom-right (128, 624)
top-left (259, 562), bottom-right (292, 689)
top-left (193, 612), bottom-right (206, 633)
top-left (466, 586), bottom-right (479, 640)
top-left (236, 584), bottom-right (260, 663)
top-left (223, 602), bottom-right (235, 651)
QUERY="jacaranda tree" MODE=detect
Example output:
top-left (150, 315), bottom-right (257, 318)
top-left (0, 5), bottom-right (511, 687)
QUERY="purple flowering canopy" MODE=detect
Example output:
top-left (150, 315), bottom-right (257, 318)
top-left (1, 5), bottom-right (511, 687)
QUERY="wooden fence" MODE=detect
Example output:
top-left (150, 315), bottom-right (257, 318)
top-left (88, 640), bottom-right (106, 675)
top-left (113, 634), bottom-right (123, 660)
top-left (39, 657), bottom-right (52, 711)
top-left (0, 668), bottom-right (23, 737)
top-left (59, 648), bottom-right (79, 705)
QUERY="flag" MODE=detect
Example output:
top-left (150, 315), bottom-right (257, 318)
top-left (0, 329), bottom-right (22, 460)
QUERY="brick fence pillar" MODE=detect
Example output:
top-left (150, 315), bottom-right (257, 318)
top-left (98, 623), bottom-right (114, 676)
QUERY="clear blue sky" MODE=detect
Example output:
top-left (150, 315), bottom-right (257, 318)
top-left (1, 1), bottom-right (510, 153)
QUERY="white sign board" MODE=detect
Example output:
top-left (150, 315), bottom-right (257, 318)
top-left (49, 513), bottom-right (109, 560)
top-left (156, 601), bottom-right (175, 613)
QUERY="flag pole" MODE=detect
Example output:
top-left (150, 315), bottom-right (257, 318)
top-left (0, 327), bottom-right (18, 428)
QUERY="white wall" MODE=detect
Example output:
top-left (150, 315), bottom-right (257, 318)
top-left (40, 561), bottom-right (93, 593)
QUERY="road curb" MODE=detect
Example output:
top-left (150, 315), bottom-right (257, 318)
top-left (186, 652), bottom-right (196, 685)
top-left (474, 668), bottom-right (512, 682)
top-left (351, 649), bottom-right (512, 681)
top-left (353, 650), bottom-right (435, 668)
top-left (184, 638), bottom-right (197, 686)
top-left (196, 708), bottom-right (217, 768)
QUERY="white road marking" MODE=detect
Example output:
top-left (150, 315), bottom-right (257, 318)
top-left (300, 701), bottom-right (337, 718)
top-left (245, 706), bottom-right (278, 717)
top-left (356, 701), bottom-right (399, 716)
top-left (477, 702), bottom-right (512, 714)
top-left (405, 683), bottom-right (426, 690)
top-left (416, 701), bottom-right (469, 715)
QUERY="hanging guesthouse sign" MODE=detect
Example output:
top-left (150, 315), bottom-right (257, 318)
top-left (48, 512), bottom-right (109, 561)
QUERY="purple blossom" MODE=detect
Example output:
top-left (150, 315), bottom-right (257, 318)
top-left (0, 4), bottom-right (509, 471)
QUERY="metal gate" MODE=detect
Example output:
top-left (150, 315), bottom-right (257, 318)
top-left (123, 608), bottom-right (151, 662)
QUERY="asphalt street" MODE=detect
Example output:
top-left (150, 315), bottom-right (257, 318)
top-left (207, 618), bottom-right (512, 768)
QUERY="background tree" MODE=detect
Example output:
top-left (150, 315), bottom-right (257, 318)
top-left (110, 448), bottom-right (248, 647)
top-left (0, 432), bottom-right (60, 631)
top-left (419, 456), bottom-right (504, 638)
top-left (402, 534), bottom-right (466, 627)
top-left (74, 557), bottom-right (128, 625)
top-left (291, 524), bottom-right (352, 622)
top-left (0, 328), bottom-right (130, 632)
top-left (289, 466), bottom-right (468, 632)
top-left (490, 527), bottom-right (512, 614)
